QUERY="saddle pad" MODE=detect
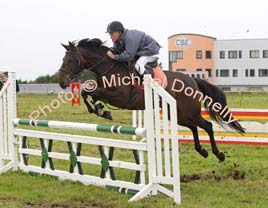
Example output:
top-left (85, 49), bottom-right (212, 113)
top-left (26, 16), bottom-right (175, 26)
top-left (152, 66), bottom-right (168, 88)
top-left (134, 66), bottom-right (168, 89)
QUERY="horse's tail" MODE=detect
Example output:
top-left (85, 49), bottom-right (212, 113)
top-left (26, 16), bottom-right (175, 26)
top-left (194, 78), bottom-right (245, 134)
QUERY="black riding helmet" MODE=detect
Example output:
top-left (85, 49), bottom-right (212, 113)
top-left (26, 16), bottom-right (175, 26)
top-left (106, 21), bottom-right (124, 33)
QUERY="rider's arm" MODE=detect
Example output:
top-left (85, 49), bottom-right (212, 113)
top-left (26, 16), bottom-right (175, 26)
top-left (114, 36), bottom-right (139, 62)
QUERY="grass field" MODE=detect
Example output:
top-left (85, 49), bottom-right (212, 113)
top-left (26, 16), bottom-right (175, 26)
top-left (0, 92), bottom-right (268, 208)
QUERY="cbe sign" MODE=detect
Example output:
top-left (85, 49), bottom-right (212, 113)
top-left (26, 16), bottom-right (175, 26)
top-left (176, 38), bottom-right (191, 48)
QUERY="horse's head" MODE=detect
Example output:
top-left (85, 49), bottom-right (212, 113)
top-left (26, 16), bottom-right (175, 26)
top-left (58, 41), bottom-right (83, 89)
top-left (58, 38), bottom-right (108, 89)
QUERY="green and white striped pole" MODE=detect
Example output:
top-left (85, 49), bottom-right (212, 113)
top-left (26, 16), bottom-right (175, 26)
top-left (13, 118), bottom-right (146, 137)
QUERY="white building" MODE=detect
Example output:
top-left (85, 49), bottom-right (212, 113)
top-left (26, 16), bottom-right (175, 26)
top-left (214, 39), bottom-right (268, 91)
top-left (168, 34), bottom-right (268, 92)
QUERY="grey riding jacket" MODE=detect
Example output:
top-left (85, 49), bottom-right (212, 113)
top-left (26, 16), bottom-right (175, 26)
top-left (113, 29), bottom-right (160, 62)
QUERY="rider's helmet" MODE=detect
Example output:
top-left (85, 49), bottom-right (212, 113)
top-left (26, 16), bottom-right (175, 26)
top-left (106, 21), bottom-right (124, 33)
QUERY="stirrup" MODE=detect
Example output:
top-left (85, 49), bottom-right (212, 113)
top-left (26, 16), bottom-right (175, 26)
top-left (141, 69), bottom-right (153, 81)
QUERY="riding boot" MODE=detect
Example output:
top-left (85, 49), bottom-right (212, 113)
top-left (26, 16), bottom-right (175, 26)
top-left (140, 69), bottom-right (151, 83)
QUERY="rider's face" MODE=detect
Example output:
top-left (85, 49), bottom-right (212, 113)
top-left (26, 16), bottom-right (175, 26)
top-left (109, 32), bottom-right (121, 42)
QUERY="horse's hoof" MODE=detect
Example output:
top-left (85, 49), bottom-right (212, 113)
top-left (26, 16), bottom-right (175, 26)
top-left (103, 111), bottom-right (113, 120)
top-left (216, 152), bottom-right (225, 162)
top-left (88, 109), bottom-right (94, 113)
top-left (200, 149), bottom-right (208, 158)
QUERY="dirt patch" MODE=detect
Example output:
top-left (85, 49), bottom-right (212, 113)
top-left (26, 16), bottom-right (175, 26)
top-left (20, 200), bottom-right (110, 208)
top-left (0, 196), bottom-right (110, 208)
top-left (181, 174), bottom-right (201, 182)
top-left (181, 163), bottom-right (246, 182)
top-left (0, 195), bottom-right (18, 201)
top-left (231, 170), bottom-right (246, 180)
top-left (180, 172), bottom-right (223, 183)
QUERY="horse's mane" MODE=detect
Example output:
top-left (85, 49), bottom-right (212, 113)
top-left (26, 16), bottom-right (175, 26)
top-left (76, 38), bottom-right (129, 71)
top-left (77, 38), bottom-right (108, 51)
top-left (67, 38), bottom-right (132, 76)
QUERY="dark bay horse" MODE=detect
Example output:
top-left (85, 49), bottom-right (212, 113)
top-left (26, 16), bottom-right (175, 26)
top-left (58, 38), bottom-right (245, 161)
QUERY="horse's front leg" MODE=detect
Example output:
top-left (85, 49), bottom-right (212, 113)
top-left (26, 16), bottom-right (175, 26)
top-left (81, 90), bottom-right (95, 113)
top-left (81, 89), bottom-right (113, 120)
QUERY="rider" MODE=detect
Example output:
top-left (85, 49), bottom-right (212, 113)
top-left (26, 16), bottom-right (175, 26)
top-left (106, 21), bottom-right (161, 78)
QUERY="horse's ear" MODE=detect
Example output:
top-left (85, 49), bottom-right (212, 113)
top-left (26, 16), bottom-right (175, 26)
top-left (61, 43), bottom-right (70, 51)
top-left (68, 41), bottom-right (76, 51)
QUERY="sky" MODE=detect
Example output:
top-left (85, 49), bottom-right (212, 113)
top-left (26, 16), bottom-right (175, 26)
top-left (1, 0), bottom-right (268, 81)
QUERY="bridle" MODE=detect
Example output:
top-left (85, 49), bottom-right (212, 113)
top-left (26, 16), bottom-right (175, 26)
top-left (59, 51), bottom-right (83, 82)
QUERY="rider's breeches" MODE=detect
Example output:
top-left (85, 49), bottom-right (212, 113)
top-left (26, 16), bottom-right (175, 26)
top-left (135, 56), bottom-right (157, 75)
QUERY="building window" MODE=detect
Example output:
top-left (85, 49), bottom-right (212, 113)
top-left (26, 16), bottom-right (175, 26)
top-left (239, 50), bottom-right (242, 58)
top-left (169, 51), bottom-right (176, 62)
top-left (250, 50), bottom-right (259, 58)
top-left (228, 51), bottom-right (238, 59)
top-left (196, 68), bottom-right (202, 71)
top-left (196, 50), bottom-right (202, 59)
top-left (220, 51), bottom-right (225, 59)
top-left (202, 74), bottom-right (207, 79)
top-left (177, 51), bottom-right (183, 59)
top-left (169, 51), bottom-right (183, 62)
top-left (176, 69), bottom-right (186, 72)
top-left (206, 68), bottom-right (212, 77)
top-left (232, 69), bottom-right (238, 77)
top-left (259, 69), bottom-right (268, 77)
top-left (250, 69), bottom-right (255, 77)
top-left (263, 50), bottom-right (268, 58)
top-left (216, 69), bottom-right (219, 77)
top-left (245, 69), bottom-right (248, 77)
top-left (220, 69), bottom-right (229, 77)
top-left (206, 50), bottom-right (212, 59)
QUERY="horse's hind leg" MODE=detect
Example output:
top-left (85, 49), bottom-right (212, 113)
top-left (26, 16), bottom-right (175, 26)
top-left (195, 115), bottom-right (225, 161)
top-left (188, 125), bottom-right (208, 158)
top-left (180, 119), bottom-right (208, 158)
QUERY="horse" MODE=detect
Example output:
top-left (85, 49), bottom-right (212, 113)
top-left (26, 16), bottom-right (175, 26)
top-left (58, 38), bottom-right (245, 162)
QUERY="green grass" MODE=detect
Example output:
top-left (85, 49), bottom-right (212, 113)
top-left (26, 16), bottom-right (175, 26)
top-left (0, 93), bottom-right (268, 208)
top-left (225, 92), bottom-right (268, 109)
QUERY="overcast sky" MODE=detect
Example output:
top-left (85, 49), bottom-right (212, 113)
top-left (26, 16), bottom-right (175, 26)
top-left (1, 0), bottom-right (268, 81)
